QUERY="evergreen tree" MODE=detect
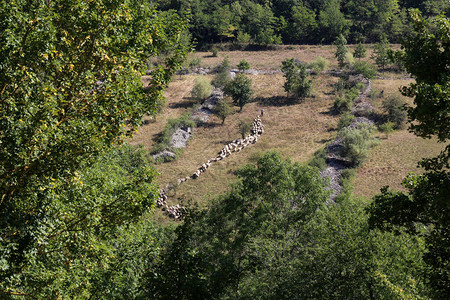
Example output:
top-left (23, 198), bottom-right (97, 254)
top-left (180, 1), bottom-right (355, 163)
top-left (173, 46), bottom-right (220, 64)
top-left (354, 42), bottom-right (367, 60)
top-left (334, 34), bottom-right (348, 68)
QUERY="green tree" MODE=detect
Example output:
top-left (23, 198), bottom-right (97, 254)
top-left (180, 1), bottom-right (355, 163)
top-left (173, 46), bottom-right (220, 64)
top-left (237, 119), bottom-right (252, 138)
top-left (338, 123), bottom-right (379, 166)
top-left (212, 57), bottom-right (231, 89)
top-left (281, 58), bottom-right (312, 99)
top-left (354, 42), bottom-right (367, 60)
top-left (382, 96), bottom-right (407, 129)
top-left (367, 11), bottom-right (450, 298)
top-left (0, 0), bottom-right (188, 296)
top-left (319, 0), bottom-right (349, 43)
top-left (214, 99), bottom-right (233, 124)
top-left (237, 59), bottom-right (250, 72)
top-left (372, 37), bottom-right (391, 70)
top-left (334, 34), bottom-right (348, 68)
top-left (289, 3), bottom-right (318, 43)
top-left (225, 74), bottom-right (253, 111)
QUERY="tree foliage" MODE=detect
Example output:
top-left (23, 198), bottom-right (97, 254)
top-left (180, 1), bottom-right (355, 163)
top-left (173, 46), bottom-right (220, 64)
top-left (281, 58), bottom-right (312, 99)
top-left (334, 34), bottom-right (349, 68)
top-left (367, 10), bottom-right (450, 298)
top-left (0, 0), bottom-right (189, 296)
top-left (224, 74), bottom-right (253, 111)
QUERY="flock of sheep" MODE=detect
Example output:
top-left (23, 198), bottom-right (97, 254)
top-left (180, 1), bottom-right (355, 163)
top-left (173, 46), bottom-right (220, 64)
top-left (157, 115), bottom-right (265, 219)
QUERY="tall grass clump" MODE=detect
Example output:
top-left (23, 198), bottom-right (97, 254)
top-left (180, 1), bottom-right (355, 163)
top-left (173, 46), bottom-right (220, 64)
top-left (309, 56), bottom-right (329, 73)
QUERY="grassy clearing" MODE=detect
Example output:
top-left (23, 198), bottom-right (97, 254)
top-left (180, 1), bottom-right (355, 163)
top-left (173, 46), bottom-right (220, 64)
top-left (354, 130), bottom-right (445, 199)
top-left (131, 46), bottom-right (439, 208)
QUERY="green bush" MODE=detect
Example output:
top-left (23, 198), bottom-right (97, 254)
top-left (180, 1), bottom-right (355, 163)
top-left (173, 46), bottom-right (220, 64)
top-left (382, 96), bottom-right (407, 129)
top-left (214, 99), bottom-right (233, 124)
top-left (309, 56), bottom-right (329, 73)
top-left (337, 112), bottom-right (355, 130)
top-left (338, 123), bottom-right (379, 166)
top-left (308, 148), bottom-right (328, 170)
top-left (379, 121), bottom-right (395, 139)
top-left (352, 61), bottom-right (377, 79)
top-left (212, 58), bottom-right (231, 88)
top-left (188, 56), bottom-right (202, 69)
top-left (334, 96), bottom-right (353, 114)
top-left (237, 59), bottom-right (250, 72)
top-left (211, 48), bottom-right (218, 57)
top-left (191, 77), bottom-right (213, 102)
top-left (335, 78), bottom-right (346, 95)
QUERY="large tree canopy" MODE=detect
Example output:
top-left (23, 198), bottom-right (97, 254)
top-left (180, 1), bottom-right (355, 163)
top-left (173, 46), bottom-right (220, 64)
top-left (0, 0), bottom-right (189, 296)
top-left (367, 10), bottom-right (449, 298)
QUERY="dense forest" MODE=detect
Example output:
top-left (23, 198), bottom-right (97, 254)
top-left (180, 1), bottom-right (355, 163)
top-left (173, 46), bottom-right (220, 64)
top-left (1, 0), bottom-right (449, 299)
top-left (156, 0), bottom-right (450, 46)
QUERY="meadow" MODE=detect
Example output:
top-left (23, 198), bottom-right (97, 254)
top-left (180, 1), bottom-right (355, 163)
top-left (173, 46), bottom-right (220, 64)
top-left (131, 45), bottom-right (444, 207)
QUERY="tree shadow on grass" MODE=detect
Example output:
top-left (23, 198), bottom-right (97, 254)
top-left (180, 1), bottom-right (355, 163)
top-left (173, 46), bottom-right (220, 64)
top-left (169, 97), bottom-right (197, 109)
top-left (255, 96), bottom-right (299, 107)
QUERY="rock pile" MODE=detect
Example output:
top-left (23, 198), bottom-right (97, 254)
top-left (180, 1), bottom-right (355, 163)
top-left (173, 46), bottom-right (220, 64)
top-left (157, 115), bottom-right (264, 219)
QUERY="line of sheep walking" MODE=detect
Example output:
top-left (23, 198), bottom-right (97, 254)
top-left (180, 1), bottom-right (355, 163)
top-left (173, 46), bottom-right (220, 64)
top-left (157, 115), bottom-right (265, 219)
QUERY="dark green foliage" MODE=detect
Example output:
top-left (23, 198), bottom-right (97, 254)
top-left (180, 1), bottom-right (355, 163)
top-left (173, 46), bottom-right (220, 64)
top-left (0, 1), bottom-right (189, 295)
top-left (308, 148), bottom-right (328, 170)
top-left (211, 48), bottom-right (218, 57)
top-left (145, 152), bottom-right (427, 299)
top-left (379, 121), bottom-right (395, 138)
top-left (281, 58), bottom-right (312, 99)
top-left (382, 96), bottom-right (408, 129)
top-left (372, 37), bottom-right (391, 70)
top-left (214, 99), bottom-right (233, 124)
top-left (354, 42), bottom-right (367, 60)
top-left (237, 59), bottom-right (250, 72)
top-left (225, 74), bottom-right (253, 111)
top-left (368, 11), bottom-right (449, 298)
top-left (334, 34), bottom-right (348, 68)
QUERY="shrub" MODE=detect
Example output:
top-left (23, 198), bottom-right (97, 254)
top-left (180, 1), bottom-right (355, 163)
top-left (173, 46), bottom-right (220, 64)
top-left (382, 96), bottom-right (407, 129)
top-left (338, 112), bottom-right (355, 130)
top-left (309, 56), bottom-right (329, 73)
top-left (352, 61), bottom-right (377, 79)
top-left (353, 43), bottom-right (367, 60)
top-left (308, 148), bottom-right (328, 170)
top-left (281, 58), bottom-right (312, 99)
top-left (237, 119), bottom-right (252, 139)
top-left (212, 58), bottom-right (231, 88)
top-left (188, 56), bottom-right (202, 69)
top-left (335, 78), bottom-right (346, 95)
top-left (345, 52), bottom-right (355, 66)
top-left (334, 88), bottom-right (359, 114)
top-left (334, 34), bottom-right (348, 68)
top-left (338, 123), bottom-right (379, 166)
top-left (237, 59), bottom-right (250, 72)
top-left (191, 77), bottom-right (213, 102)
top-left (211, 48), bottom-right (218, 57)
top-left (379, 121), bottom-right (395, 139)
top-left (214, 99), bottom-right (233, 124)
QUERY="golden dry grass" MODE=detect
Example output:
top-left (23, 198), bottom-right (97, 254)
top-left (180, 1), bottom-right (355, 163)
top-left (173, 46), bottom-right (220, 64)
top-left (130, 46), bottom-right (441, 208)
top-left (135, 72), bottom-right (338, 205)
top-left (354, 130), bottom-right (445, 199)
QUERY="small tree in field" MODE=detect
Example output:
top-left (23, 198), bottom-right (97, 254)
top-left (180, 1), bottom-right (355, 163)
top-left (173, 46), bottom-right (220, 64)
top-left (237, 119), bottom-right (252, 139)
top-left (354, 43), bottom-right (367, 60)
top-left (372, 37), bottom-right (391, 70)
top-left (237, 59), bottom-right (250, 72)
top-left (214, 100), bottom-right (233, 124)
top-left (281, 58), bottom-right (312, 99)
top-left (334, 34), bottom-right (348, 68)
top-left (225, 74), bottom-right (253, 112)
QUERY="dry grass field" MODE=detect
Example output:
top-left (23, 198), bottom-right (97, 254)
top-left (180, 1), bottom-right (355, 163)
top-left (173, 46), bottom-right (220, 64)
top-left (130, 46), bottom-right (444, 207)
